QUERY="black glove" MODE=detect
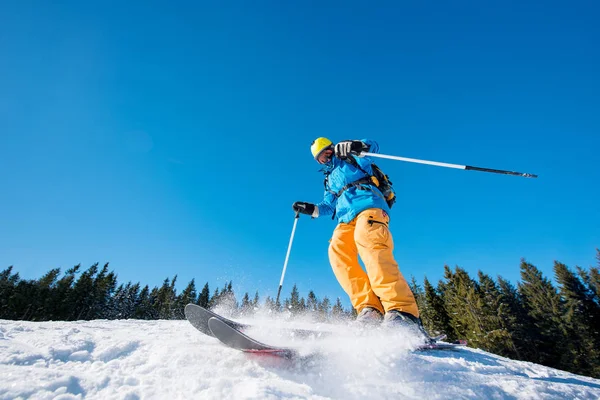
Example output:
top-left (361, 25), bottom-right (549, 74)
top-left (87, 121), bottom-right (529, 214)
top-left (334, 140), bottom-right (367, 159)
top-left (292, 201), bottom-right (316, 216)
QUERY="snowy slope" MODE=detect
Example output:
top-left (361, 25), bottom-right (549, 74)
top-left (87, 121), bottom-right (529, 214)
top-left (1, 317), bottom-right (599, 400)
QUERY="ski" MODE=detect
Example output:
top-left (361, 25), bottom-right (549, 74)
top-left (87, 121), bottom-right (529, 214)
top-left (185, 304), bottom-right (247, 337)
top-left (208, 317), bottom-right (298, 359)
top-left (208, 316), bottom-right (466, 360)
top-left (416, 340), bottom-right (467, 351)
top-left (184, 303), bottom-right (329, 339)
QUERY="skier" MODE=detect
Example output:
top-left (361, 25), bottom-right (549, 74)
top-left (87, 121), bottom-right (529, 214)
top-left (293, 137), bottom-right (427, 337)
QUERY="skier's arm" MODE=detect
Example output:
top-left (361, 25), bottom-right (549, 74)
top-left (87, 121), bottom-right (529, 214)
top-left (315, 189), bottom-right (336, 218)
top-left (359, 139), bottom-right (379, 154)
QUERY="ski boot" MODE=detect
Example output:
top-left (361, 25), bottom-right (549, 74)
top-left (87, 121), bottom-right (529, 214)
top-left (383, 310), bottom-right (435, 344)
top-left (355, 307), bottom-right (383, 326)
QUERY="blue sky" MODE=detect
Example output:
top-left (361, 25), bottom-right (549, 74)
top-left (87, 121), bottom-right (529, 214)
top-left (1, 1), bottom-right (599, 307)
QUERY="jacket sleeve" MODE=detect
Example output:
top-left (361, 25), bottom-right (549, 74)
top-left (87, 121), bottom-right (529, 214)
top-left (316, 189), bottom-right (336, 218)
top-left (361, 139), bottom-right (379, 154)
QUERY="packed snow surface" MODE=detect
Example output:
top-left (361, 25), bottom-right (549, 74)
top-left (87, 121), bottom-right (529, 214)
top-left (1, 314), bottom-right (600, 399)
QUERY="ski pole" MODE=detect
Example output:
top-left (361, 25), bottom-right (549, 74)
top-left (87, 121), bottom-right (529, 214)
top-left (276, 211), bottom-right (300, 306)
top-left (360, 152), bottom-right (538, 178)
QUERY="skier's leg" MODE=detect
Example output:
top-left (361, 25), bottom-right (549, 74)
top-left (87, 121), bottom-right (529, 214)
top-left (354, 208), bottom-right (419, 318)
top-left (328, 221), bottom-right (384, 314)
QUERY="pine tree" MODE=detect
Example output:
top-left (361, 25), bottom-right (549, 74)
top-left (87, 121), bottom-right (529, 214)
top-left (38, 268), bottom-right (60, 287)
top-left (218, 281), bottom-right (237, 312)
top-left (90, 263), bottom-right (117, 319)
top-left (581, 250), bottom-right (600, 304)
top-left (289, 284), bottom-right (302, 314)
top-left (331, 298), bottom-right (345, 319)
top-left (441, 265), bottom-right (486, 346)
top-left (264, 295), bottom-right (276, 312)
top-left (149, 286), bottom-right (163, 320)
top-left (306, 290), bottom-right (318, 313)
top-left (110, 282), bottom-right (139, 319)
top-left (518, 260), bottom-right (568, 369)
top-left (0, 266), bottom-right (18, 286)
top-left (175, 279), bottom-right (197, 319)
top-left (497, 276), bottom-right (534, 361)
top-left (34, 268), bottom-right (60, 319)
top-left (126, 283), bottom-right (142, 318)
top-left (589, 267), bottom-right (600, 302)
top-left (422, 277), bottom-right (453, 338)
top-left (68, 263), bottom-right (99, 320)
top-left (299, 297), bottom-right (306, 313)
top-left (409, 276), bottom-right (425, 311)
top-left (169, 276), bottom-right (178, 316)
top-left (135, 285), bottom-right (155, 319)
top-left (0, 267), bottom-right (19, 319)
top-left (53, 265), bottom-right (80, 320)
top-left (476, 271), bottom-right (516, 356)
top-left (154, 276), bottom-right (178, 319)
top-left (318, 296), bottom-right (331, 321)
top-left (110, 283), bottom-right (126, 319)
top-left (208, 287), bottom-right (221, 309)
top-left (554, 261), bottom-right (600, 377)
top-left (197, 283), bottom-right (210, 308)
top-left (11, 279), bottom-right (37, 320)
top-left (240, 292), bottom-right (253, 316)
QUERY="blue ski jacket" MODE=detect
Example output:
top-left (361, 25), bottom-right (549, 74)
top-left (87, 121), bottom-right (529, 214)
top-left (316, 139), bottom-right (391, 223)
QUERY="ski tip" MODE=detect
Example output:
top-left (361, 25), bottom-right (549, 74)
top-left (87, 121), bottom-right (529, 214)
top-left (184, 303), bottom-right (204, 318)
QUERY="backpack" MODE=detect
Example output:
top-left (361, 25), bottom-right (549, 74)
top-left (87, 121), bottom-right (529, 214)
top-left (369, 163), bottom-right (396, 208)
top-left (324, 157), bottom-right (396, 209)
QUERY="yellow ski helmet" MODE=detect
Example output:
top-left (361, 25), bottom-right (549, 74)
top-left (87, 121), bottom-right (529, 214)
top-left (310, 137), bottom-right (333, 162)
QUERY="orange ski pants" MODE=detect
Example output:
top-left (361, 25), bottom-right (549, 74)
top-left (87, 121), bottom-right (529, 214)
top-left (328, 208), bottom-right (419, 318)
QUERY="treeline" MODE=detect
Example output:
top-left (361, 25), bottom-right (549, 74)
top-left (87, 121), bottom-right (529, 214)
top-left (1, 250), bottom-right (599, 379)
top-left (411, 250), bottom-right (600, 379)
top-left (0, 263), bottom-right (352, 322)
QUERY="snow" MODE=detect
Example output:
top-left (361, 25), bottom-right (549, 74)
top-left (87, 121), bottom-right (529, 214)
top-left (1, 317), bottom-right (600, 400)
